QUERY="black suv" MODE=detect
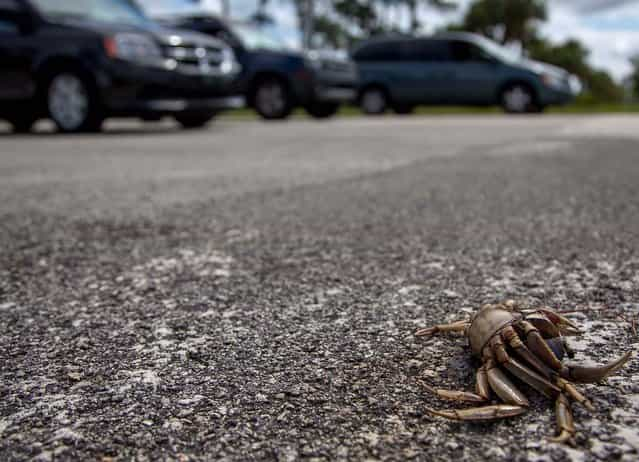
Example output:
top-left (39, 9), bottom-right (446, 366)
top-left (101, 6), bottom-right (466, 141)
top-left (0, 0), bottom-right (243, 133)
top-left (146, 5), bottom-right (358, 120)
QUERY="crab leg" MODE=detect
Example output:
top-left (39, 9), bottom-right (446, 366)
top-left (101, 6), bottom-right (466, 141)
top-left (419, 366), bottom-right (491, 403)
top-left (484, 359), bottom-right (529, 406)
top-left (549, 393), bottom-right (576, 445)
top-left (519, 320), bottom-right (563, 370)
top-left (489, 337), bottom-right (561, 399)
top-left (415, 320), bottom-right (469, 337)
top-left (560, 351), bottom-right (632, 383)
top-left (425, 404), bottom-right (527, 421)
top-left (501, 325), bottom-right (555, 379)
top-left (476, 365), bottom-right (491, 400)
top-left (419, 382), bottom-right (487, 403)
top-left (556, 377), bottom-right (594, 411)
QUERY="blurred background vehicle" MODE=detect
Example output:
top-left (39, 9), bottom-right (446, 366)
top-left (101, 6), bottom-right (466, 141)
top-left (353, 32), bottom-right (582, 115)
top-left (0, 0), bottom-right (242, 133)
top-left (142, 1), bottom-right (358, 120)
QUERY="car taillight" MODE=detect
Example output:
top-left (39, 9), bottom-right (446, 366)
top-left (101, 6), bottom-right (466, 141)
top-left (103, 37), bottom-right (118, 58)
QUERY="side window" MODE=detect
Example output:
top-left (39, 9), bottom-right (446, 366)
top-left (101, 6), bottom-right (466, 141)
top-left (354, 42), bottom-right (400, 62)
top-left (403, 40), bottom-right (451, 62)
top-left (450, 40), bottom-right (492, 62)
top-left (0, 0), bottom-right (24, 34)
top-left (450, 41), bottom-right (473, 61)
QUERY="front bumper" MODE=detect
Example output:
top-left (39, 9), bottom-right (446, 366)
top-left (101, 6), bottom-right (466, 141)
top-left (538, 87), bottom-right (575, 106)
top-left (112, 95), bottom-right (245, 115)
top-left (97, 59), bottom-right (244, 115)
top-left (538, 76), bottom-right (581, 106)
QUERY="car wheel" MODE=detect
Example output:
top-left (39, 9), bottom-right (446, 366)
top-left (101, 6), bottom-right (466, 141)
top-left (360, 87), bottom-right (388, 115)
top-left (500, 83), bottom-right (536, 114)
top-left (253, 78), bottom-right (293, 120)
top-left (174, 113), bottom-right (216, 129)
top-left (306, 102), bottom-right (339, 119)
top-left (8, 115), bottom-right (37, 133)
top-left (46, 71), bottom-right (103, 133)
top-left (393, 105), bottom-right (415, 115)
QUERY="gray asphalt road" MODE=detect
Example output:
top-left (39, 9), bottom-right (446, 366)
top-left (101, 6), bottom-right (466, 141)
top-left (1, 116), bottom-right (638, 461)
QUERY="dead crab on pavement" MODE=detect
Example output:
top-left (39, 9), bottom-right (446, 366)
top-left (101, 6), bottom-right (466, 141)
top-left (415, 300), bottom-right (632, 445)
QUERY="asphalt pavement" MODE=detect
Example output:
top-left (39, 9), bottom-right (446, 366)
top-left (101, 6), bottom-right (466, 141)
top-left (1, 115), bottom-right (638, 461)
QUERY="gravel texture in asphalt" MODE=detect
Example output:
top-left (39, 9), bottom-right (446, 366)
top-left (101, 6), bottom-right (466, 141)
top-left (0, 116), bottom-right (638, 461)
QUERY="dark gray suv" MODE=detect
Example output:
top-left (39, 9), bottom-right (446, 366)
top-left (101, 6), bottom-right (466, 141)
top-left (353, 32), bottom-right (581, 115)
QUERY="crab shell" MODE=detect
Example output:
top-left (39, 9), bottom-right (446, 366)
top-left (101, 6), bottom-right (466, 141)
top-left (468, 304), bottom-right (523, 356)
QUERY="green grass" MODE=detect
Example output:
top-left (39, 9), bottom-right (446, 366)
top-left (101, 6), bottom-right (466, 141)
top-left (219, 102), bottom-right (639, 120)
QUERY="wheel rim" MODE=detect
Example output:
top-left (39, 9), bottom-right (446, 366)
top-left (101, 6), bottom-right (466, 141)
top-left (256, 81), bottom-right (286, 117)
top-left (362, 90), bottom-right (385, 114)
top-left (48, 74), bottom-right (89, 130)
top-left (503, 86), bottom-right (531, 113)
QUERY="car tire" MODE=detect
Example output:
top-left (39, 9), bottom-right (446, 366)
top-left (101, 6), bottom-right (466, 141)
top-left (174, 113), bottom-right (216, 129)
top-left (9, 115), bottom-right (37, 133)
top-left (306, 102), bottom-right (340, 119)
top-left (253, 77), bottom-right (293, 120)
top-left (360, 87), bottom-right (388, 115)
top-left (500, 83), bottom-right (537, 114)
top-left (393, 105), bottom-right (415, 115)
top-left (45, 71), bottom-right (103, 133)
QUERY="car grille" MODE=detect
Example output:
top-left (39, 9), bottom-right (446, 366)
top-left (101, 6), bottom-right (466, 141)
top-left (163, 43), bottom-right (228, 76)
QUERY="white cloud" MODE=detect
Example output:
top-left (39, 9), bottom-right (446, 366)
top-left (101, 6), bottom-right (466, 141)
top-left (542, 1), bottom-right (639, 79)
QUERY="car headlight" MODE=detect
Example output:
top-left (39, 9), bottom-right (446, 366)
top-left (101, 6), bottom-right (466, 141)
top-left (220, 46), bottom-right (238, 74)
top-left (304, 51), bottom-right (323, 70)
top-left (568, 75), bottom-right (583, 95)
top-left (104, 33), bottom-right (162, 62)
top-left (541, 72), bottom-right (566, 90)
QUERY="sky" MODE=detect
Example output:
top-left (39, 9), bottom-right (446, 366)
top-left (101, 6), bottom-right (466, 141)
top-left (150, 0), bottom-right (639, 80)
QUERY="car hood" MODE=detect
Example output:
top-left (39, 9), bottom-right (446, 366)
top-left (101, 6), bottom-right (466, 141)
top-left (48, 16), bottom-right (227, 49)
top-left (516, 58), bottom-right (570, 79)
top-left (248, 48), bottom-right (304, 61)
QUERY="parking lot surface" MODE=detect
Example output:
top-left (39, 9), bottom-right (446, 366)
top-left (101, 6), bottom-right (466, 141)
top-left (1, 115), bottom-right (638, 461)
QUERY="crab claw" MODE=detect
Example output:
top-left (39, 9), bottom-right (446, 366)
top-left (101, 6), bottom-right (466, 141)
top-left (539, 309), bottom-right (582, 335)
top-left (425, 404), bottom-right (527, 421)
top-left (561, 351), bottom-right (632, 383)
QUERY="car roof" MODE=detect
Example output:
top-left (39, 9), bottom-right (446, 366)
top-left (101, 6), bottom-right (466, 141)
top-left (433, 31), bottom-right (483, 43)
top-left (353, 32), bottom-right (482, 53)
top-left (356, 31), bottom-right (480, 46)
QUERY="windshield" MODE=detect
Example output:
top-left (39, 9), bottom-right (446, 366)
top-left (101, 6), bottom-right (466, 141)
top-left (232, 24), bottom-right (287, 51)
top-left (30, 0), bottom-right (153, 27)
top-left (136, 0), bottom-right (205, 17)
top-left (474, 35), bottom-right (520, 63)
